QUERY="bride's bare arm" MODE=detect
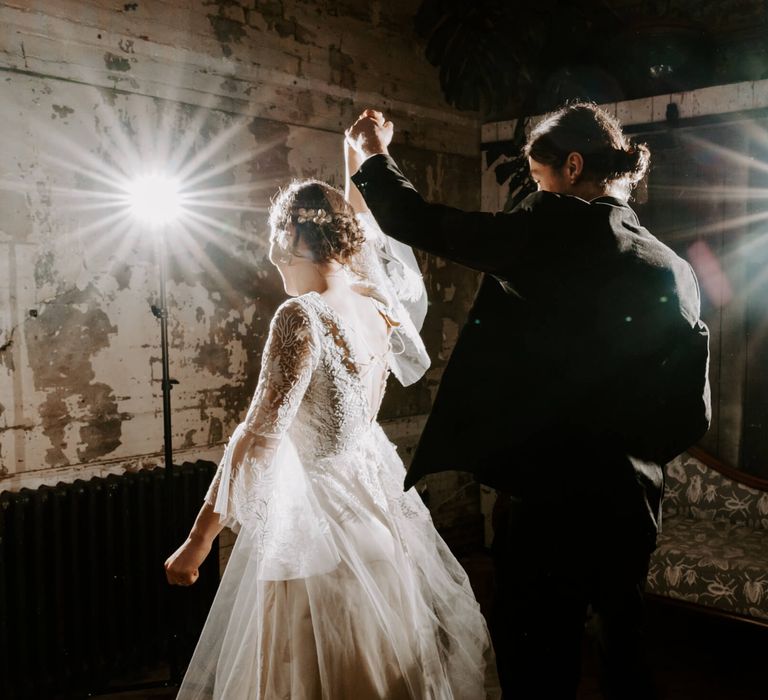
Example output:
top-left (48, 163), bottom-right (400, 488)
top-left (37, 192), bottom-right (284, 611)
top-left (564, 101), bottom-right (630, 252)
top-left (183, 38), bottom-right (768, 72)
top-left (345, 139), bottom-right (370, 215)
top-left (164, 501), bottom-right (222, 586)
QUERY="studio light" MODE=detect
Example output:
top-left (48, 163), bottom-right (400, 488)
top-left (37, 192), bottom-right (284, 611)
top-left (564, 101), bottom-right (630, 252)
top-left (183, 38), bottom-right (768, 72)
top-left (127, 172), bottom-right (183, 226)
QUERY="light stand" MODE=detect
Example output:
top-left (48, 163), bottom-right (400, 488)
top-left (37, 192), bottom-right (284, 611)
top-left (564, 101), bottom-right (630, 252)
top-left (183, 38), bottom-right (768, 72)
top-left (89, 173), bottom-right (184, 696)
top-left (151, 228), bottom-right (182, 684)
top-left (135, 174), bottom-right (184, 687)
top-left (150, 227), bottom-right (178, 514)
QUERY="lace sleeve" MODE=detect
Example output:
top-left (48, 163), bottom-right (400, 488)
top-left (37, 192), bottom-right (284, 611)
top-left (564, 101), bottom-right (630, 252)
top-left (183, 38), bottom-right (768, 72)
top-left (242, 298), bottom-right (318, 439)
top-left (204, 298), bottom-right (319, 531)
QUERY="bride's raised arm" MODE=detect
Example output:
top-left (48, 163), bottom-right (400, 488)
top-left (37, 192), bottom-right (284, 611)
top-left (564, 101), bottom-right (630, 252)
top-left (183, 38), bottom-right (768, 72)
top-left (342, 135), bottom-right (431, 388)
top-left (345, 138), bottom-right (370, 216)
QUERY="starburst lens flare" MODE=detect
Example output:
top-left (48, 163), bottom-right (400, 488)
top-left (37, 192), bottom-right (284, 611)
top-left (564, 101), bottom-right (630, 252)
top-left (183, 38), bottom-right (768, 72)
top-left (127, 173), bottom-right (183, 226)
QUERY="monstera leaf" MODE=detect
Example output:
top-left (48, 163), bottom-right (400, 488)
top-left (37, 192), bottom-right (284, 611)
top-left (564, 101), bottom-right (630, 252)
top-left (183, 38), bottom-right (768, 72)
top-left (414, 0), bottom-right (539, 112)
top-left (484, 116), bottom-right (537, 212)
top-left (415, 0), bottom-right (622, 115)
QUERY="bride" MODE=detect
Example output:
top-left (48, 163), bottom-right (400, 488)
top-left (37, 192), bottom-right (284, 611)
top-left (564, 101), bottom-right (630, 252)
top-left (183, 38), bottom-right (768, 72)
top-left (164, 136), bottom-right (499, 699)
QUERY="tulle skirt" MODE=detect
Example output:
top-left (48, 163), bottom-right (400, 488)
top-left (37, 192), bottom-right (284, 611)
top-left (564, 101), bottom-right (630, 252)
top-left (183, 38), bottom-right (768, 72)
top-left (177, 425), bottom-right (499, 699)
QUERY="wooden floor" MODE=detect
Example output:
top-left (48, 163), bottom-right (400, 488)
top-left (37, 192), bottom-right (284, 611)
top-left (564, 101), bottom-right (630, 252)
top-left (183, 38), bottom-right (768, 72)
top-left (577, 600), bottom-right (767, 700)
top-left (460, 552), bottom-right (768, 700)
top-left (95, 599), bottom-right (767, 700)
top-left (93, 555), bottom-right (768, 700)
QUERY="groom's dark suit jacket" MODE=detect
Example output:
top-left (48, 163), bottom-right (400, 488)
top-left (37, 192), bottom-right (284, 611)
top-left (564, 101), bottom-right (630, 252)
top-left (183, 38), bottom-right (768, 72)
top-left (353, 154), bottom-right (711, 540)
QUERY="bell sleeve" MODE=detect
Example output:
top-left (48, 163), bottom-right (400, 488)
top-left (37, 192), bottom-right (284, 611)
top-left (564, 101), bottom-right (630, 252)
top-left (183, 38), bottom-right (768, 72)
top-left (204, 298), bottom-right (319, 532)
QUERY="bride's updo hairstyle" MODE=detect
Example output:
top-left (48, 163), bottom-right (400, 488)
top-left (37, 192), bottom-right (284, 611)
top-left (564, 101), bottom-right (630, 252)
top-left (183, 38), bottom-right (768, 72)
top-left (524, 102), bottom-right (650, 195)
top-left (269, 179), bottom-right (365, 265)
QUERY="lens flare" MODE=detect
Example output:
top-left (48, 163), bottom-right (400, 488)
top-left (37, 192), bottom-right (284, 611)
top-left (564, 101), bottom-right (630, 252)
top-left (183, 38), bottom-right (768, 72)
top-left (126, 172), bottom-right (183, 226)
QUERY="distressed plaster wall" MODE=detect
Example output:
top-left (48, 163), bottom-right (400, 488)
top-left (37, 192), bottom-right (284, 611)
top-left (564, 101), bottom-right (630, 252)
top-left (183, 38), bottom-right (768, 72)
top-left (0, 0), bottom-right (483, 535)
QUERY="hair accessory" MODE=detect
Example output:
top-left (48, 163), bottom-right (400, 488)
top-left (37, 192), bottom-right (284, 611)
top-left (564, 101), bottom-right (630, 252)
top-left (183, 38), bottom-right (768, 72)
top-left (296, 208), bottom-right (333, 225)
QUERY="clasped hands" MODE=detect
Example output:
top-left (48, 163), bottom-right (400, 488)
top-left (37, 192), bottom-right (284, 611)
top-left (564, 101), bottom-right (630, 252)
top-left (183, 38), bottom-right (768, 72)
top-left (345, 109), bottom-right (394, 172)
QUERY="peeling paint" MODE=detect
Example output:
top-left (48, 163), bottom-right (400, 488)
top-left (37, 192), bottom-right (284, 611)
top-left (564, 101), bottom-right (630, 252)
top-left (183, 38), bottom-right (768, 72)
top-left (324, 93), bottom-right (354, 119)
top-left (0, 327), bottom-right (15, 371)
top-left (0, 190), bottom-right (32, 240)
top-left (426, 154), bottom-right (446, 202)
top-left (24, 285), bottom-right (125, 465)
top-left (0, 399), bottom-right (6, 477)
top-left (108, 75), bottom-right (140, 90)
top-left (249, 0), bottom-right (315, 44)
top-left (207, 416), bottom-right (224, 445)
top-left (329, 44), bottom-right (356, 91)
top-left (295, 90), bottom-right (313, 116)
top-left (439, 318), bottom-right (459, 362)
top-left (97, 86), bottom-right (118, 106)
top-left (103, 52), bottom-right (132, 72)
top-left (113, 262), bottom-right (132, 291)
top-left (33, 251), bottom-right (56, 289)
top-left (51, 104), bottom-right (74, 119)
top-left (37, 393), bottom-right (69, 465)
top-left (322, 0), bottom-right (370, 22)
top-left (220, 77), bottom-right (239, 93)
top-left (247, 117), bottom-right (291, 181)
top-left (76, 383), bottom-right (124, 461)
top-left (183, 429), bottom-right (196, 448)
top-left (206, 14), bottom-right (247, 47)
top-left (200, 384), bottom-right (254, 430)
top-left (194, 341), bottom-right (232, 378)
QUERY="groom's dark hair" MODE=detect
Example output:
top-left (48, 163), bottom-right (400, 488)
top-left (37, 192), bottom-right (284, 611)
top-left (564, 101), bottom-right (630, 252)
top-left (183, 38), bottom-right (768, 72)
top-left (524, 102), bottom-right (651, 194)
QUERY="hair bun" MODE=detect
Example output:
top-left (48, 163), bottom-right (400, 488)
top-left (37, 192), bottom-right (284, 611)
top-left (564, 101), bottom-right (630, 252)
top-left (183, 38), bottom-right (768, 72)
top-left (612, 147), bottom-right (634, 171)
top-left (524, 102), bottom-right (651, 194)
top-left (269, 179), bottom-right (365, 265)
top-left (613, 143), bottom-right (650, 183)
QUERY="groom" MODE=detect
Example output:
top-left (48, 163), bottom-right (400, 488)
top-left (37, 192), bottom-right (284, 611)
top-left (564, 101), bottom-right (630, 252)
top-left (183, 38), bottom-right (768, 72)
top-left (346, 108), bottom-right (710, 698)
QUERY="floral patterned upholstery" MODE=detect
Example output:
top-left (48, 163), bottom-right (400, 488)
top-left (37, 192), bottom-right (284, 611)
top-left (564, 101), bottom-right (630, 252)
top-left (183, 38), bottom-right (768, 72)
top-left (647, 453), bottom-right (768, 621)
top-left (661, 453), bottom-right (768, 526)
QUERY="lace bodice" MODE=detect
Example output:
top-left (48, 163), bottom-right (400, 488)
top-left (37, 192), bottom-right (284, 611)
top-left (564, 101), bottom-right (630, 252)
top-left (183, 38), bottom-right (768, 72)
top-left (254, 292), bottom-right (388, 453)
top-left (205, 292), bottom-right (393, 533)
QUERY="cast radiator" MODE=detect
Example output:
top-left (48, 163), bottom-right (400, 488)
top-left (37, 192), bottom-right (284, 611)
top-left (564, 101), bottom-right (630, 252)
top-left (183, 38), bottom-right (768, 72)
top-left (0, 460), bottom-right (220, 699)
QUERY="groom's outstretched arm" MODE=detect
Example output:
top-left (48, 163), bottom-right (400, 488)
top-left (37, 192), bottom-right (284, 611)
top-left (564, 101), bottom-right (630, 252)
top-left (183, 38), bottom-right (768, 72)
top-left (351, 153), bottom-right (538, 276)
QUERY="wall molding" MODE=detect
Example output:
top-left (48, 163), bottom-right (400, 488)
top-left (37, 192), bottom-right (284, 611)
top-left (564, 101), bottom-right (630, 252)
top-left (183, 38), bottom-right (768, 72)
top-left (482, 78), bottom-right (768, 144)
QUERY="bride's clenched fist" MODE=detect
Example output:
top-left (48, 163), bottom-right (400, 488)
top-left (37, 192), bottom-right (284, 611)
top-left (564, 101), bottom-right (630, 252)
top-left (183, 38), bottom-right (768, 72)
top-left (165, 535), bottom-right (211, 586)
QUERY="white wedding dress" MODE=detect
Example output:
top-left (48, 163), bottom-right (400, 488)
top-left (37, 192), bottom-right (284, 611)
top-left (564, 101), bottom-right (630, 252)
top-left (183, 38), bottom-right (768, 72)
top-left (177, 225), bottom-right (498, 699)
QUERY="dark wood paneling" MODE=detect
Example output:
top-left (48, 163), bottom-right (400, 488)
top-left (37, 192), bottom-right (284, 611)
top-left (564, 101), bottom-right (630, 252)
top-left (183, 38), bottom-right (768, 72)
top-left (634, 119), bottom-right (768, 477)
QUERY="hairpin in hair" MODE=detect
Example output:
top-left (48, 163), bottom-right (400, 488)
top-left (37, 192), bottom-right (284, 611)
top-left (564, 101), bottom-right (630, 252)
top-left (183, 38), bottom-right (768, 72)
top-left (296, 208), bottom-right (333, 225)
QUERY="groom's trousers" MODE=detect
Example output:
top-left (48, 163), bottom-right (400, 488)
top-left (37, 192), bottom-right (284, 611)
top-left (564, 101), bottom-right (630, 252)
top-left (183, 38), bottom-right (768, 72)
top-left (490, 493), bottom-right (658, 699)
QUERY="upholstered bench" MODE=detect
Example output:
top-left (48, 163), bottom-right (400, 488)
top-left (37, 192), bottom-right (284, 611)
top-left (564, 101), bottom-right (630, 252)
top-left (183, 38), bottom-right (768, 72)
top-left (646, 450), bottom-right (768, 624)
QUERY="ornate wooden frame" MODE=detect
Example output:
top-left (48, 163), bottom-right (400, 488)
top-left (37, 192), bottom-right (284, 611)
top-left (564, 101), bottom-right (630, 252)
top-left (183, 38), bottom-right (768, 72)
top-left (687, 446), bottom-right (768, 493)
